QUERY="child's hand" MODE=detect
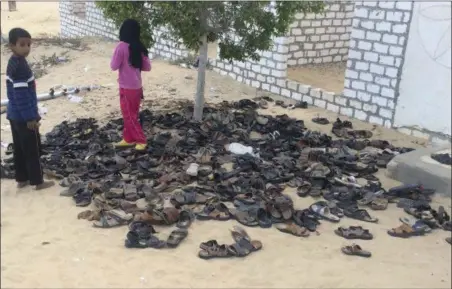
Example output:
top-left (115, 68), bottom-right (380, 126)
top-left (26, 120), bottom-right (39, 131)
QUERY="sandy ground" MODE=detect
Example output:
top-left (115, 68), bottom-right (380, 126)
top-left (1, 2), bottom-right (60, 38)
top-left (287, 62), bottom-right (347, 94)
top-left (1, 3), bottom-right (451, 289)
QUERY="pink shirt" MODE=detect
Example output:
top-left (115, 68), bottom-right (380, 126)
top-left (110, 41), bottom-right (151, 89)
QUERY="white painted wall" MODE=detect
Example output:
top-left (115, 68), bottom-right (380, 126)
top-left (395, 2), bottom-right (451, 136)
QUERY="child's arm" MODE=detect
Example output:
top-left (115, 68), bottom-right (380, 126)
top-left (141, 55), bottom-right (151, 72)
top-left (110, 43), bottom-right (124, 71)
top-left (6, 60), bottom-right (39, 122)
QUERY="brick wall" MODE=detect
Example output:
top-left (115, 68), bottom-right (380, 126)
top-left (342, 1), bottom-right (413, 128)
top-left (287, 1), bottom-right (355, 66)
top-left (59, 2), bottom-right (190, 60)
top-left (60, 1), bottom-right (446, 141)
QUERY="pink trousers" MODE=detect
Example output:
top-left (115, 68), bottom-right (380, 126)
top-left (119, 88), bottom-right (146, 144)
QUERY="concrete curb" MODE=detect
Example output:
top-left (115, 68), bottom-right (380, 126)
top-left (386, 146), bottom-right (451, 197)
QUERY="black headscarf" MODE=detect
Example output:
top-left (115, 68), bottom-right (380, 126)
top-left (119, 19), bottom-right (149, 70)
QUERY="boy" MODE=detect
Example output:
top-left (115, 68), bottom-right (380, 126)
top-left (6, 28), bottom-right (54, 190)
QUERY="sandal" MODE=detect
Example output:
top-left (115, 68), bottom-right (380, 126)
top-left (335, 226), bottom-right (373, 240)
top-left (235, 193), bottom-right (257, 205)
top-left (369, 197), bottom-right (388, 210)
top-left (399, 217), bottom-right (432, 232)
top-left (310, 201), bottom-right (340, 222)
top-left (256, 208), bottom-right (272, 228)
top-left (124, 184), bottom-right (139, 201)
top-left (177, 210), bottom-right (195, 229)
top-left (341, 244), bottom-right (371, 258)
top-left (387, 223), bottom-right (428, 238)
top-left (312, 117), bottom-right (330, 125)
top-left (275, 223), bottom-right (310, 237)
top-left (171, 190), bottom-right (208, 206)
top-left (125, 231), bottom-right (166, 249)
top-left (129, 220), bottom-right (157, 237)
top-left (93, 212), bottom-right (129, 228)
top-left (72, 189), bottom-right (92, 207)
top-left (200, 240), bottom-right (220, 251)
top-left (197, 203), bottom-right (231, 221)
top-left (60, 182), bottom-right (85, 197)
top-left (232, 236), bottom-right (263, 254)
top-left (230, 208), bottom-right (259, 227)
top-left (198, 244), bottom-right (234, 259)
top-left (297, 181), bottom-right (312, 197)
top-left (344, 208), bottom-right (378, 223)
top-left (166, 229), bottom-right (188, 248)
top-left (77, 209), bottom-right (101, 221)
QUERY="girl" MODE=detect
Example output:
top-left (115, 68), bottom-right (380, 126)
top-left (110, 19), bottom-right (151, 151)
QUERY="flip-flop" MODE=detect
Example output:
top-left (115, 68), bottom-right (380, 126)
top-left (275, 223), bottom-right (310, 237)
top-left (310, 201), bottom-right (340, 222)
top-left (166, 229), bottom-right (188, 248)
top-left (334, 226), bottom-right (373, 240)
top-left (341, 244), bottom-right (371, 258)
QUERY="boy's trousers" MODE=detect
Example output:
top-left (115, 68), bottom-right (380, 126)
top-left (9, 120), bottom-right (43, 186)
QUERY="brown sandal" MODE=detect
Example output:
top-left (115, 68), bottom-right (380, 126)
top-left (275, 223), bottom-right (310, 237)
top-left (341, 243), bottom-right (371, 257)
top-left (387, 223), bottom-right (427, 238)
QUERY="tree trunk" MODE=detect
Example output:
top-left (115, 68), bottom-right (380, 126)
top-left (193, 33), bottom-right (208, 121)
top-left (8, 1), bottom-right (17, 12)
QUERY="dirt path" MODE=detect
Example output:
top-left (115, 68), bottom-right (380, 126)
top-left (1, 5), bottom-right (451, 289)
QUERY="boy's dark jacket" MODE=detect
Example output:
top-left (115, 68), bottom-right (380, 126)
top-left (6, 55), bottom-right (40, 122)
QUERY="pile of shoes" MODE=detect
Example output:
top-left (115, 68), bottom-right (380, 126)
top-left (1, 98), bottom-right (448, 256)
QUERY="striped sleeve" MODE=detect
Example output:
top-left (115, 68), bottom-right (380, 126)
top-left (6, 58), bottom-right (38, 121)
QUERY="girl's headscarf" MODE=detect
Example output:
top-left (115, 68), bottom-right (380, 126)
top-left (119, 19), bottom-right (149, 70)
